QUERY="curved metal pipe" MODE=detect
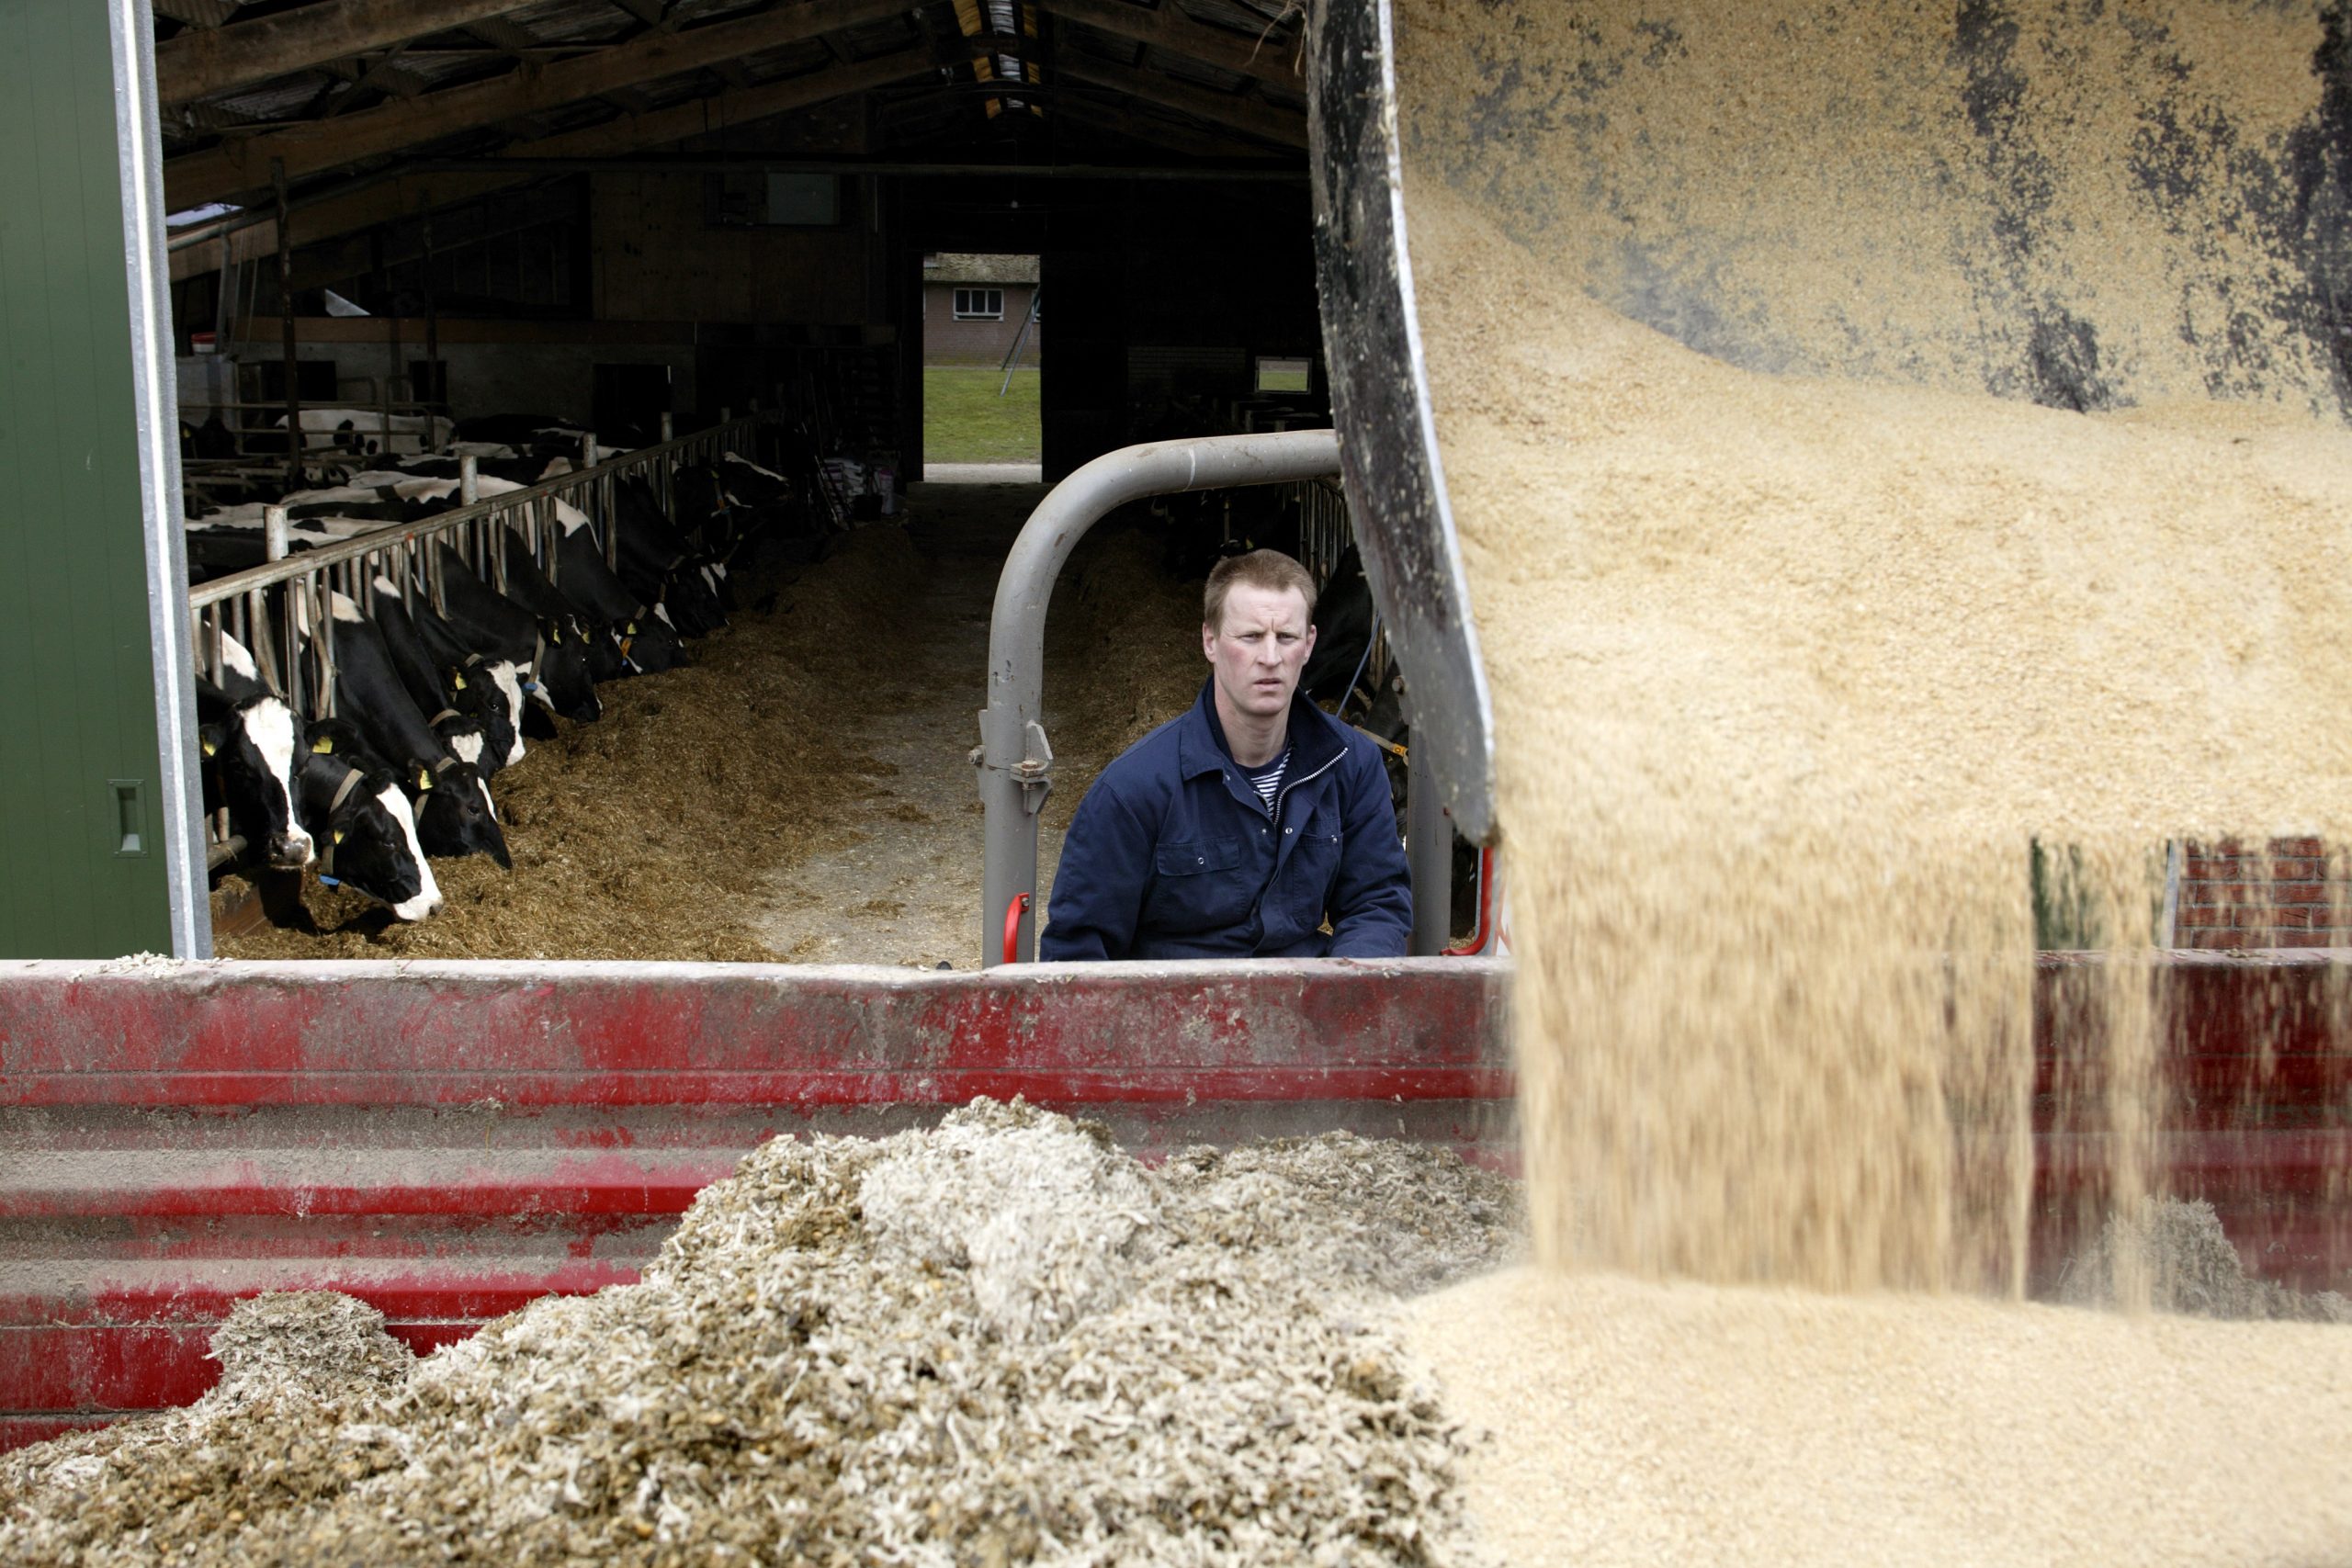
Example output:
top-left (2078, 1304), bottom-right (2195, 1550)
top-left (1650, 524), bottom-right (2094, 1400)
top-left (978, 430), bottom-right (1343, 965)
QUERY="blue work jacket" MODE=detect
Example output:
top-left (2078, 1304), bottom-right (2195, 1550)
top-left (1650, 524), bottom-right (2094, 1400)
top-left (1039, 680), bottom-right (1412, 961)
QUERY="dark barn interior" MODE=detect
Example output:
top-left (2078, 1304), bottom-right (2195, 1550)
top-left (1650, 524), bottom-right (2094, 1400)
top-left (157, 0), bottom-right (1323, 480)
top-left (140, 0), bottom-right (1367, 964)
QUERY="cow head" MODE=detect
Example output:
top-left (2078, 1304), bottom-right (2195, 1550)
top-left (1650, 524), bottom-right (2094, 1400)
top-left (300, 752), bottom-right (441, 920)
top-left (198, 692), bottom-right (314, 869)
top-left (446, 659), bottom-right (525, 770)
top-left (411, 757), bottom-right (512, 870)
top-left (615, 607), bottom-right (688, 674)
top-left (582, 619), bottom-right (636, 682)
top-left (533, 617), bottom-right (604, 719)
top-left (662, 564), bottom-right (727, 637)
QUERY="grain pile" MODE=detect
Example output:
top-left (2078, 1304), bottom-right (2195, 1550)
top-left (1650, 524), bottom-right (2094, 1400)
top-left (1407, 1268), bottom-right (2352, 1568)
top-left (0, 1101), bottom-right (1522, 1566)
top-left (1384, 0), bottom-right (2352, 1558)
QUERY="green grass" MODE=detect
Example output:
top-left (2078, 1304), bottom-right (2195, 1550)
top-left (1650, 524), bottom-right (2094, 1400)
top-left (924, 366), bottom-right (1041, 464)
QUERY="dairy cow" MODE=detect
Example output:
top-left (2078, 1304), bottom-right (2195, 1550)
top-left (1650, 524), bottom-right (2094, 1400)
top-left (613, 479), bottom-right (728, 638)
top-left (367, 573), bottom-right (519, 776)
top-left (431, 543), bottom-right (602, 724)
top-left (297, 750), bottom-right (442, 920)
top-left (194, 632), bottom-right (313, 870)
top-left (492, 528), bottom-right (637, 682)
top-left (325, 592), bottom-right (512, 868)
top-left (551, 521), bottom-right (689, 673)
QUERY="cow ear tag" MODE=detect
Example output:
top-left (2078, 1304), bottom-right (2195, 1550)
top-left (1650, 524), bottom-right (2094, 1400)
top-left (311, 738), bottom-right (334, 753)
top-left (452, 673), bottom-right (467, 690)
top-left (418, 769), bottom-right (434, 791)
top-left (200, 735), bottom-right (218, 757)
top-left (334, 829), bottom-right (345, 843)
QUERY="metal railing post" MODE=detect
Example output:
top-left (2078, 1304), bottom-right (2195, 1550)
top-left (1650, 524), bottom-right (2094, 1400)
top-left (979, 431), bottom-right (1342, 965)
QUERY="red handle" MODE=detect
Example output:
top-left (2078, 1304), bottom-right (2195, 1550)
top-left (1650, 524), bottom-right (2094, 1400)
top-left (1442, 848), bottom-right (1498, 956)
top-left (1002, 892), bottom-right (1033, 965)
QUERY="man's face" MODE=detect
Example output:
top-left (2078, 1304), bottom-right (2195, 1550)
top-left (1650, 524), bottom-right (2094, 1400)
top-left (1204, 583), bottom-right (1317, 723)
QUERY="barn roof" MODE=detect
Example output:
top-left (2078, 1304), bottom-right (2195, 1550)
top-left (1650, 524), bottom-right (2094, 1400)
top-left (153, 0), bottom-right (1307, 260)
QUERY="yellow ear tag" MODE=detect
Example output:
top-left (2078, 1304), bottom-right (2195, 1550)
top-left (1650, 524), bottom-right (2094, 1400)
top-left (627, 622), bottom-right (638, 635)
top-left (418, 769), bottom-right (434, 791)
top-left (200, 736), bottom-right (218, 757)
top-left (452, 673), bottom-right (467, 690)
top-left (311, 737), bottom-right (334, 753)
top-left (334, 829), bottom-right (346, 844)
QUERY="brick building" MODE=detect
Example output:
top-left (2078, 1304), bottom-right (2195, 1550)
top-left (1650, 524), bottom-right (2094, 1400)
top-left (2172, 839), bottom-right (2352, 949)
top-left (922, 253), bottom-right (1040, 367)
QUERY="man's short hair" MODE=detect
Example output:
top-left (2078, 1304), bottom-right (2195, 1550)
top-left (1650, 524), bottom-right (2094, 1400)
top-left (1204, 549), bottom-right (1317, 631)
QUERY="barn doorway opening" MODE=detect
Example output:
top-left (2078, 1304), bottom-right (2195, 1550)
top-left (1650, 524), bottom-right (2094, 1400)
top-left (920, 253), bottom-right (1041, 482)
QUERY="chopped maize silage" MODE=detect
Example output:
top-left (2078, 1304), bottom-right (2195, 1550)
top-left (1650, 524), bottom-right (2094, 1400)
top-left (0, 1101), bottom-right (1521, 1567)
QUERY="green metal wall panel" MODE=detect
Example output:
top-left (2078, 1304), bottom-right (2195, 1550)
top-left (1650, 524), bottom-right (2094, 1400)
top-left (0, 1), bottom-right (196, 956)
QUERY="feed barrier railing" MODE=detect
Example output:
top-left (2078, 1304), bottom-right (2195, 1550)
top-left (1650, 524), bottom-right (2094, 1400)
top-left (186, 413), bottom-right (765, 734)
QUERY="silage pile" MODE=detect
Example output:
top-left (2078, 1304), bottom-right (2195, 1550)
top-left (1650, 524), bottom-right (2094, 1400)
top-left (0, 1101), bottom-right (1521, 1567)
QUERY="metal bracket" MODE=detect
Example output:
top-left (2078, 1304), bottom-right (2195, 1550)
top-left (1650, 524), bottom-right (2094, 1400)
top-left (1014, 719), bottom-right (1054, 816)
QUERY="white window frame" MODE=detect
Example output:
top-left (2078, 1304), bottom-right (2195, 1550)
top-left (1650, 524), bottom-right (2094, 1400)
top-left (953, 288), bottom-right (1005, 321)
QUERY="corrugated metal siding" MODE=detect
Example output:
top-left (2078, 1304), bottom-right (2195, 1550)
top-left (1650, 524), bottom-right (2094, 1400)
top-left (0, 0), bottom-right (175, 956)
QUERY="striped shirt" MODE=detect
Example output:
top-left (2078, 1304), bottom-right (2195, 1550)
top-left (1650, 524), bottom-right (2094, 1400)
top-left (1245, 749), bottom-right (1290, 818)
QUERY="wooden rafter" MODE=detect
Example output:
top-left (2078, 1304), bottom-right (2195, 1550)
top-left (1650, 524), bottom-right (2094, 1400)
top-left (321, 51), bottom-right (430, 103)
top-left (153, 0), bottom-right (240, 28)
top-left (1052, 52), bottom-right (1302, 147)
top-left (155, 0), bottom-right (539, 106)
top-left (1032, 0), bottom-right (1298, 88)
top-left (167, 49), bottom-right (942, 281)
top-left (1050, 93), bottom-right (1272, 160)
top-left (164, 0), bottom-right (920, 207)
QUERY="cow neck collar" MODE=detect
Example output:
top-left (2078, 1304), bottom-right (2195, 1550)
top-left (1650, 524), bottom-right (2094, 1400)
top-left (316, 765), bottom-right (365, 881)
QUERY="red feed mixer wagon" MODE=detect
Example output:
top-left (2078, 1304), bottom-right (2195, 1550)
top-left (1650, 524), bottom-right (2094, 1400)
top-left (0, 949), bottom-right (2345, 1448)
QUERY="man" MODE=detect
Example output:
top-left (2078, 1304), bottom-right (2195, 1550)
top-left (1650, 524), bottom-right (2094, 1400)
top-left (1040, 548), bottom-right (1412, 961)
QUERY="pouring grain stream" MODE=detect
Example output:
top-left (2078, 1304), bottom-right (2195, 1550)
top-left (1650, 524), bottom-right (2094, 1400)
top-left (1388, 0), bottom-right (2352, 1557)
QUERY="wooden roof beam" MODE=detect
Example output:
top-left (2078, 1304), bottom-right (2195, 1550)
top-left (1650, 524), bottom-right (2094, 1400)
top-left (1052, 53), bottom-right (1303, 148)
top-left (1050, 94), bottom-right (1272, 161)
top-left (321, 51), bottom-right (431, 102)
top-left (168, 50), bottom-right (940, 280)
top-left (1031, 0), bottom-right (1298, 89)
top-left (165, 0), bottom-right (920, 208)
top-left (153, 0), bottom-right (239, 28)
top-left (156, 0), bottom-right (539, 107)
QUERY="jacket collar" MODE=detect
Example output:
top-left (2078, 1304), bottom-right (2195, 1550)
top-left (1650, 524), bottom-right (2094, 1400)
top-left (1176, 677), bottom-right (1346, 781)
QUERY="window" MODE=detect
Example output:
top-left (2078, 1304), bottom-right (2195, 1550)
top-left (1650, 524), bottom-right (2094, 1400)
top-left (710, 172), bottom-right (842, 228)
top-left (954, 288), bottom-right (1005, 321)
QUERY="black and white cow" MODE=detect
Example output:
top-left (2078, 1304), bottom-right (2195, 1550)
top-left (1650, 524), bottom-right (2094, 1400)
top-left (431, 543), bottom-right (603, 724)
top-left (613, 479), bottom-right (728, 639)
top-left (551, 521), bottom-right (690, 673)
top-left (1300, 546), bottom-right (1377, 707)
top-left (367, 573), bottom-right (518, 777)
top-left (297, 749), bottom-right (442, 920)
top-left (325, 592), bottom-right (512, 868)
top-left (193, 632), bottom-right (312, 870)
top-left (492, 528), bottom-right (637, 682)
